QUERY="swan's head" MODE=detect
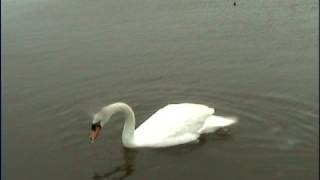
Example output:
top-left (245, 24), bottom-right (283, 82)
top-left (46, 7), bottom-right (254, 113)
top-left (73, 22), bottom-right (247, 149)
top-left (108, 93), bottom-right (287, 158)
top-left (89, 112), bottom-right (110, 143)
top-left (90, 122), bottom-right (101, 143)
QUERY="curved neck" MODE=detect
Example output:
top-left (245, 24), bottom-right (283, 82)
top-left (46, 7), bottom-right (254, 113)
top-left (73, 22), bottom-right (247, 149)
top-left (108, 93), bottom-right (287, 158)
top-left (102, 103), bottom-right (135, 147)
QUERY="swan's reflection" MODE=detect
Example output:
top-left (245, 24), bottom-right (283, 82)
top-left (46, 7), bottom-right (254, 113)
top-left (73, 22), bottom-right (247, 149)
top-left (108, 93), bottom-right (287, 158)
top-left (92, 128), bottom-right (231, 180)
top-left (93, 148), bottom-right (136, 180)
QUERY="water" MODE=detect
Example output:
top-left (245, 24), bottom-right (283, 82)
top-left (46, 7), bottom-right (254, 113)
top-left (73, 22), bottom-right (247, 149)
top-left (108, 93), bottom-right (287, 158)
top-left (3, 0), bottom-right (318, 179)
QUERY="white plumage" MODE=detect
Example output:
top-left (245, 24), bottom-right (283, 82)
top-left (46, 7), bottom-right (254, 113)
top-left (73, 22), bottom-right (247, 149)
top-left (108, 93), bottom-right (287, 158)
top-left (91, 102), bottom-right (237, 148)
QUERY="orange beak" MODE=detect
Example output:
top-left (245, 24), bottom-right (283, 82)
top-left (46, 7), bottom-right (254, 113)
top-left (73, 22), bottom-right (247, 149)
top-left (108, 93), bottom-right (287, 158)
top-left (89, 126), bottom-right (101, 143)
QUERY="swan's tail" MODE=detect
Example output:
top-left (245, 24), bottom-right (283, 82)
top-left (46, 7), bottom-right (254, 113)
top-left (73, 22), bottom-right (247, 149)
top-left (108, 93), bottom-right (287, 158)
top-left (199, 115), bottom-right (238, 134)
top-left (207, 115), bottom-right (238, 127)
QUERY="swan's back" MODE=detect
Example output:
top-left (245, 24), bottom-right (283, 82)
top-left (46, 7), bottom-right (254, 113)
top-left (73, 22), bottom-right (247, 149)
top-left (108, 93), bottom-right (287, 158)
top-left (134, 103), bottom-right (214, 146)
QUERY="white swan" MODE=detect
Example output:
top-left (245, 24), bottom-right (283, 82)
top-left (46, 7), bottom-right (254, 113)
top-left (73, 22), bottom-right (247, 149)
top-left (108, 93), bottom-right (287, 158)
top-left (89, 102), bottom-right (237, 148)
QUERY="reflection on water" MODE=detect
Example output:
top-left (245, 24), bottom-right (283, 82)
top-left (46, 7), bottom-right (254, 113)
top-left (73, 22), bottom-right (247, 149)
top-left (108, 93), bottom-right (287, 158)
top-left (91, 129), bottom-right (234, 180)
top-left (93, 148), bottom-right (136, 180)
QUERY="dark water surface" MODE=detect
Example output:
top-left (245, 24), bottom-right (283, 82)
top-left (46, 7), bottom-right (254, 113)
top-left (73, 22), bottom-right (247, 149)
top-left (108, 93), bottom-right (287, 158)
top-left (3, 0), bottom-right (319, 179)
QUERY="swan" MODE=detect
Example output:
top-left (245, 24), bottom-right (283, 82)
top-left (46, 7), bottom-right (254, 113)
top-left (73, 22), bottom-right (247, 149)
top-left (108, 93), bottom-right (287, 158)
top-left (89, 102), bottom-right (237, 148)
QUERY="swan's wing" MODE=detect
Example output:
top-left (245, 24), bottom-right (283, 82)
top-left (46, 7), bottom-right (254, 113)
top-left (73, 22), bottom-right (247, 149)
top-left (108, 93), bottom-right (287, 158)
top-left (134, 103), bottom-right (214, 145)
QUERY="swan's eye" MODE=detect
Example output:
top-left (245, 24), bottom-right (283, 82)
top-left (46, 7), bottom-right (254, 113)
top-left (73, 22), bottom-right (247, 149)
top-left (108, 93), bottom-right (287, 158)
top-left (91, 123), bottom-right (101, 131)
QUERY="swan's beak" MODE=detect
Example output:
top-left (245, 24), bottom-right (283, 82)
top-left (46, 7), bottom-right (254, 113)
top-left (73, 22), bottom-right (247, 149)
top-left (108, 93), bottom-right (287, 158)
top-left (89, 126), bottom-right (101, 143)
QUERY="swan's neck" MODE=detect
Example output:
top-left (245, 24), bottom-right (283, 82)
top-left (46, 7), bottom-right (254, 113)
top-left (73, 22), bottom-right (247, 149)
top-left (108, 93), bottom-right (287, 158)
top-left (103, 103), bottom-right (135, 147)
